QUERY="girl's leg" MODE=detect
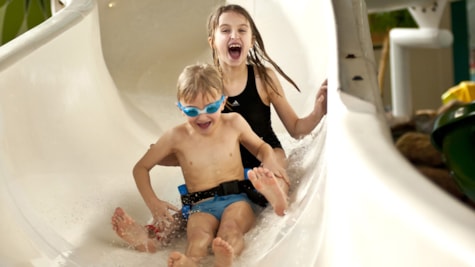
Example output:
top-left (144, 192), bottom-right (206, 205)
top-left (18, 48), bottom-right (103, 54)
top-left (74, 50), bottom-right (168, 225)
top-left (273, 148), bottom-right (290, 194)
top-left (248, 167), bottom-right (288, 216)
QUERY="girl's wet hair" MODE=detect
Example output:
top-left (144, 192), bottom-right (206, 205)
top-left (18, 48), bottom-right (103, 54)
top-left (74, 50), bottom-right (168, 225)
top-left (207, 4), bottom-right (300, 94)
top-left (177, 63), bottom-right (223, 103)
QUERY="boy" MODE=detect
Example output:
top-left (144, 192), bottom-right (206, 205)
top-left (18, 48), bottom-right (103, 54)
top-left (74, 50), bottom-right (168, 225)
top-left (112, 63), bottom-right (288, 267)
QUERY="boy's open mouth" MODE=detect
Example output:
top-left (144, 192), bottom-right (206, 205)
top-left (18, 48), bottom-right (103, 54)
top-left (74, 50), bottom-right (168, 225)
top-left (197, 121), bottom-right (211, 129)
top-left (228, 44), bottom-right (242, 59)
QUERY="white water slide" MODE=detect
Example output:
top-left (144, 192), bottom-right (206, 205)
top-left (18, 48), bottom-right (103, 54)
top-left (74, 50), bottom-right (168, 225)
top-left (1, 0), bottom-right (475, 266)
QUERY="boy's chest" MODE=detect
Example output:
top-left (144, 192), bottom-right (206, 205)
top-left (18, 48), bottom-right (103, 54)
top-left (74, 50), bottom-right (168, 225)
top-left (177, 133), bottom-right (240, 165)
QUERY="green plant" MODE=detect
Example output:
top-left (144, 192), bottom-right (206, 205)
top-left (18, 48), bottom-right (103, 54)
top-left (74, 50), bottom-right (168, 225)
top-left (368, 9), bottom-right (417, 34)
top-left (0, 0), bottom-right (52, 45)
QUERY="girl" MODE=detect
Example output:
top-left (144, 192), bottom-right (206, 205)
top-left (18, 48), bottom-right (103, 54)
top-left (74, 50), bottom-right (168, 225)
top-left (207, 4), bottom-right (327, 195)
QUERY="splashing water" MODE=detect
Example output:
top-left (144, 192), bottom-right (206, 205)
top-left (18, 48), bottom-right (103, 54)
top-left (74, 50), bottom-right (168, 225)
top-left (94, 119), bottom-right (326, 267)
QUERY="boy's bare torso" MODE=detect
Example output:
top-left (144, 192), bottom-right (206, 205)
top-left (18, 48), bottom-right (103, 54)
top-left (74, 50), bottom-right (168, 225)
top-left (164, 113), bottom-right (246, 193)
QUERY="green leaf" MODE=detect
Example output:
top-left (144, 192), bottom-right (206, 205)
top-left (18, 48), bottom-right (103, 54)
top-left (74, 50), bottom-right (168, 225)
top-left (0, 0), bottom-right (12, 9)
top-left (26, 0), bottom-right (48, 29)
top-left (37, 0), bottom-right (51, 18)
top-left (2, 0), bottom-right (25, 43)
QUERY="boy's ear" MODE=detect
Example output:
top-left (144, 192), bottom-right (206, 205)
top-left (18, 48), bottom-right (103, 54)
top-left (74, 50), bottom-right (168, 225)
top-left (176, 102), bottom-right (184, 115)
top-left (221, 96), bottom-right (228, 110)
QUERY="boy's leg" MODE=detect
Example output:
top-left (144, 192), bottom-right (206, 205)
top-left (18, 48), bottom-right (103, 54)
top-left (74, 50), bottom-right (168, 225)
top-left (168, 251), bottom-right (197, 267)
top-left (248, 167), bottom-right (288, 216)
top-left (168, 212), bottom-right (219, 267)
top-left (212, 237), bottom-right (235, 267)
top-left (213, 201), bottom-right (256, 266)
top-left (156, 213), bottom-right (187, 244)
top-left (111, 207), bottom-right (159, 253)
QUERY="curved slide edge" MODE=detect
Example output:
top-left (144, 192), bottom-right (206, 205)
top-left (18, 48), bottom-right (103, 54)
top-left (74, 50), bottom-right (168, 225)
top-left (320, 0), bottom-right (475, 266)
top-left (0, 0), bottom-right (327, 266)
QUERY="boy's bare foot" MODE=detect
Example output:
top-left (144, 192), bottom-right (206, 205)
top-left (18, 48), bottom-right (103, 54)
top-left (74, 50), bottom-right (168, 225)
top-left (248, 167), bottom-right (288, 216)
top-left (212, 237), bottom-right (234, 267)
top-left (111, 207), bottom-right (158, 253)
top-left (168, 251), bottom-right (198, 267)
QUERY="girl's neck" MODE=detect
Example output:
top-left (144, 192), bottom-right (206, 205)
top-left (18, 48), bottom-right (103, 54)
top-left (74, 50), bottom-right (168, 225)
top-left (220, 63), bottom-right (248, 96)
top-left (221, 63), bottom-right (247, 83)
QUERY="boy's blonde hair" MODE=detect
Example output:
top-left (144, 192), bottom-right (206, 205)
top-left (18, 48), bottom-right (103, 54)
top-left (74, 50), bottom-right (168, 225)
top-left (177, 63), bottom-right (223, 103)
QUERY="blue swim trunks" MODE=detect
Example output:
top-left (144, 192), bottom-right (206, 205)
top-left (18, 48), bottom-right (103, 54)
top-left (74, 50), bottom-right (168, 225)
top-left (190, 193), bottom-right (251, 220)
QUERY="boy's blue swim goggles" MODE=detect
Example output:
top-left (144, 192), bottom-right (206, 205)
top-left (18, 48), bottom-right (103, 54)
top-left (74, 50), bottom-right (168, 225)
top-left (177, 95), bottom-right (225, 117)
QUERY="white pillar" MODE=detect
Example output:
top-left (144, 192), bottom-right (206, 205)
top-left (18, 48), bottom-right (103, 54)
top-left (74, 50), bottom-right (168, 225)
top-left (390, 28), bottom-right (453, 117)
top-left (389, 0), bottom-right (453, 118)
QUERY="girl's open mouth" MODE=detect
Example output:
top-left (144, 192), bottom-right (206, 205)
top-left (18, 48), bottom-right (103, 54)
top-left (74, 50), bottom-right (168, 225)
top-left (228, 44), bottom-right (242, 59)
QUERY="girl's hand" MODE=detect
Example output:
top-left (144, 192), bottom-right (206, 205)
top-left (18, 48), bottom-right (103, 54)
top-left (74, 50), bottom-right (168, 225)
top-left (314, 79), bottom-right (328, 117)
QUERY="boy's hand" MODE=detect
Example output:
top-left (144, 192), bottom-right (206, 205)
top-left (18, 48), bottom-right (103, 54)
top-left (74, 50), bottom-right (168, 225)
top-left (260, 161), bottom-right (290, 187)
top-left (149, 199), bottom-right (180, 230)
top-left (272, 169), bottom-right (290, 188)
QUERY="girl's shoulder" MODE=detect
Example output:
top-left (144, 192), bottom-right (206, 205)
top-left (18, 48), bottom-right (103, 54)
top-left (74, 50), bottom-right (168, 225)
top-left (221, 112), bottom-right (246, 126)
top-left (221, 112), bottom-right (241, 121)
top-left (253, 65), bottom-right (283, 100)
top-left (252, 64), bottom-right (277, 78)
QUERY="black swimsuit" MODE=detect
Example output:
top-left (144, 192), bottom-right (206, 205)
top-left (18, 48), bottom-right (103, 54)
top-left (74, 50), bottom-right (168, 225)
top-left (223, 65), bottom-right (283, 168)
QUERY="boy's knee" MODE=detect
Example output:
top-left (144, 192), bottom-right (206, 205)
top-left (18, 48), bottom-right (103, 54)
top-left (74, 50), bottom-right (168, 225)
top-left (217, 221), bottom-right (243, 239)
top-left (219, 220), bottom-right (238, 231)
top-left (187, 228), bottom-right (214, 249)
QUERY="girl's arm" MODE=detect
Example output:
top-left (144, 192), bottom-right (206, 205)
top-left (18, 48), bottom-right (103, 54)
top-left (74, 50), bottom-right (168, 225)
top-left (265, 69), bottom-right (327, 139)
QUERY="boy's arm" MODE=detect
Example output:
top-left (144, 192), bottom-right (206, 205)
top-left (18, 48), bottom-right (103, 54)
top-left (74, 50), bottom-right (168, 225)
top-left (133, 131), bottom-right (179, 223)
top-left (235, 114), bottom-right (288, 180)
top-left (253, 143), bottom-right (287, 180)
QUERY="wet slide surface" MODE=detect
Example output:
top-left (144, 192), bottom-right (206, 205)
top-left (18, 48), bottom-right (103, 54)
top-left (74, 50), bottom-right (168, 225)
top-left (0, 1), bottom-right (327, 266)
top-left (2, 0), bottom-right (475, 266)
